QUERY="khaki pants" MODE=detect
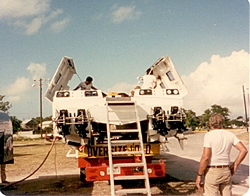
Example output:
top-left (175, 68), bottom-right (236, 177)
top-left (204, 167), bottom-right (232, 196)
top-left (1, 164), bottom-right (6, 182)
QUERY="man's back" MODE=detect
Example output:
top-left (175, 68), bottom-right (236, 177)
top-left (141, 75), bottom-right (156, 89)
top-left (196, 114), bottom-right (248, 196)
top-left (204, 129), bottom-right (240, 166)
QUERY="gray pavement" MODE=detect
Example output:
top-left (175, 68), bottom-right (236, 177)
top-left (159, 130), bottom-right (249, 195)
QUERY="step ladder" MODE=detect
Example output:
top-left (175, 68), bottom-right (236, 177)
top-left (106, 99), bottom-right (151, 196)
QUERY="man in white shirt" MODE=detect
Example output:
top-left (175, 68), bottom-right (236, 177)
top-left (141, 68), bottom-right (157, 89)
top-left (196, 113), bottom-right (248, 196)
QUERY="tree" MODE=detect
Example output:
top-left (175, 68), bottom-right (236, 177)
top-left (33, 116), bottom-right (52, 124)
top-left (184, 109), bottom-right (199, 130)
top-left (11, 116), bottom-right (22, 133)
top-left (0, 95), bottom-right (12, 112)
top-left (199, 104), bottom-right (230, 128)
top-left (43, 116), bottom-right (52, 121)
top-left (199, 109), bottom-right (211, 128)
top-left (229, 118), bottom-right (245, 128)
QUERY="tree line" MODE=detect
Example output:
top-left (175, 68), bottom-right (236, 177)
top-left (184, 104), bottom-right (246, 130)
top-left (0, 95), bottom-right (247, 133)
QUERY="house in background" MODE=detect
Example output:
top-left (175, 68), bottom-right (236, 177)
top-left (18, 119), bottom-right (53, 138)
top-left (17, 118), bottom-right (39, 138)
top-left (40, 121), bottom-right (53, 129)
top-left (21, 119), bottom-right (38, 131)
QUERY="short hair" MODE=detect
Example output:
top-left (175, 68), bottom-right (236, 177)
top-left (209, 113), bottom-right (224, 129)
top-left (86, 76), bottom-right (93, 82)
top-left (146, 68), bottom-right (153, 75)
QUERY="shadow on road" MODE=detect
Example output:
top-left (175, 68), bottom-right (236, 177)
top-left (232, 163), bottom-right (249, 185)
top-left (163, 153), bottom-right (249, 186)
top-left (1, 174), bottom-right (95, 196)
top-left (1, 174), bottom-right (199, 196)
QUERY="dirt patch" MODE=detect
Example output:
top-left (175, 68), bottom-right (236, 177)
top-left (236, 132), bottom-right (249, 144)
top-left (1, 140), bottom-right (202, 195)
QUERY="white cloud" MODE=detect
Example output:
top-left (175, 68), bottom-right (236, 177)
top-left (0, 0), bottom-right (68, 35)
top-left (111, 5), bottom-right (142, 23)
top-left (5, 77), bottom-right (30, 95)
top-left (14, 17), bottom-right (44, 35)
top-left (1, 62), bottom-right (49, 113)
top-left (91, 13), bottom-right (103, 21)
top-left (2, 77), bottom-right (31, 103)
top-left (0, 0), bottom-right (51, 19)
top-left (27, 63), bottom-right (47, 80)
top-left (51, 18), bottom-right (70, 33)
top-left (182, 50), bottom-right (249, 118)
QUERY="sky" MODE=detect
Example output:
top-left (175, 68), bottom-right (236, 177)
top-left (0, 0), bottom-right (249, 121)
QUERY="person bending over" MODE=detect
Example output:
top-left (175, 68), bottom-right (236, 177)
top-left (74, 76), bottom-right (97, 90)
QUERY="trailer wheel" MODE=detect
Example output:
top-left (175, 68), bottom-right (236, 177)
top-left (80, 168), bottom-right (86, 182)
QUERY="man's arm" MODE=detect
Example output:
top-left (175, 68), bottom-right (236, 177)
top-left (73, 82), bottom-right (81, 90)
top-left (91, 85), bottom-right (98, 90)
top-left (196, 147), bottom-right (211, 189)
top-left (230, 141), bottom-right (248, 175)
top-left (153, 77), bottom-right (157, 88)
top-left (73, 86), bottom-right (79, 90)
top-left (153, 81), bottom-right (157, 88)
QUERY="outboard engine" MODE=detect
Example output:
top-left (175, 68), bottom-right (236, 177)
top-left (57, 109), bottom-right (70, 136)
top-left (75, 109), bottom-right (88, 138)
top-left (151, 106), bottom-right (186, 136)
top-left (152, 107), bottom-right (168, 135)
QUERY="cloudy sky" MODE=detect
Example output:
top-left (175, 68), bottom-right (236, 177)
top-left (0, 0), bottom-right (248, 120)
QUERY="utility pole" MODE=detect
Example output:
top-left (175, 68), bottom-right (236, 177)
top-left (242, 85), bottom-right (248, 132)
top-left (33, 78), bottom-right (50, 138)
top-left (39, 78), bottom-right (43, 138)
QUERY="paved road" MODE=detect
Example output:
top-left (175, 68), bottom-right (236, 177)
top-left (159, 130), bottom-right (249, 195)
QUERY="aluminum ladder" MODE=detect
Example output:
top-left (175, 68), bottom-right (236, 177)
top-left (106, 99), bottom-right (151, 196)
